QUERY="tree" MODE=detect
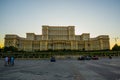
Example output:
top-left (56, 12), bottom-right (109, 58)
top-left (0, 47), bottom-right (2, 52)
top-left (3, 46), bottom-right (18, 52)
top-left (112, 44), bottom-right (120, 51)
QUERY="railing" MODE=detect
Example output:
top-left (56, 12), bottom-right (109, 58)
top-left (0, 51), bottom-right (120, 59)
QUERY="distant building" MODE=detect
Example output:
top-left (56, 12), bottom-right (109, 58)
top-left (4, 25), bottom-right (110, 51)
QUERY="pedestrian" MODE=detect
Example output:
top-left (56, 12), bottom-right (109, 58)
top-left (10, 56), bottom-right (14, 66)
top-left (109, 55), bottom-right (112, 59)
top-left (8, 56), bottom-right (10, 65)
top-left (4, 56), bottom-right (8, 66)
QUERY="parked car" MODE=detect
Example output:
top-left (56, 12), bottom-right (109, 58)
top-left (50, 56), bottom-right (56, 62)
top-left (78, 55), bottom-right (92, 60)
top-left (85, 56), bottom-right (92, 60)
top-left (92, 56), bottom-right (99, 60)
top-left (78, 56), bottom-right (85, 60)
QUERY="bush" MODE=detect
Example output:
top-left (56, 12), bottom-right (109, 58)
top-left (3, 46), bottom-right (18, 52)
top-left (112, 44), bottom-right (120, 51)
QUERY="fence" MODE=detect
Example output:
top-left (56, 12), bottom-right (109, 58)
top-left (0, 51), bottom-right (120, 59)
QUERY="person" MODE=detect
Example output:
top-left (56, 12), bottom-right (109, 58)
top-left (8, 56), bottom-right (11, 65)
top-left (109, 55), bottom-right (112, 59)
top-left (4, 56), bottom-right (8, 66)
top-left (10, 56), bottom-right (14, 66)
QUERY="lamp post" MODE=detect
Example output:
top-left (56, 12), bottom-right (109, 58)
top-left (88, 38), bottom-right (90, 51)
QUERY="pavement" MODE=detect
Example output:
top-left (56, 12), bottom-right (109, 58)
top-left (0, 57), bottom-right (120, 80)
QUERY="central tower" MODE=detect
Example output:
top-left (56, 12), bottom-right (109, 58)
top-left (42, 25), bottom-right (75, 40)
top-left (42, 25), bottom-right (75, 50)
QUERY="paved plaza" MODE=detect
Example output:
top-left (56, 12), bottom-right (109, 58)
top-left (0, 57), bottom-right (120, 80)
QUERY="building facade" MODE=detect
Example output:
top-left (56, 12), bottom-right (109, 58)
top-left (5, 25), bottom-right (110, 51)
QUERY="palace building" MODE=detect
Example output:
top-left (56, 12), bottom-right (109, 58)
top-left (4, 25), bottom-right (110, 51)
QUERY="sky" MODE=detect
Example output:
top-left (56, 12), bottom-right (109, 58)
top-left (0, 0), bottom-right (120, 49)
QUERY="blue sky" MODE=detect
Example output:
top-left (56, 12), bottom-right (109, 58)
top-left (0, 0), bottom-right (120, 48)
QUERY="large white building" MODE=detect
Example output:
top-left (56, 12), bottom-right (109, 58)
top-left (5, 25), bottom-right (110, 51)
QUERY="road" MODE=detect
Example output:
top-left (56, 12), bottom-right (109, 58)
top-left (0, 57), bottom-right (120, 80)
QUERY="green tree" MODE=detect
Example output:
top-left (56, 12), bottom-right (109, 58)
top-left (112, 44), bottom-right (120, 51)
top-left (0, 47), bottom-right (2, 52)
top-left (3, 46), bottom-right (18, 52)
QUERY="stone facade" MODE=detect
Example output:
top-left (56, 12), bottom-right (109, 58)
top-left (4, 25), bottom-right (110, 51)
